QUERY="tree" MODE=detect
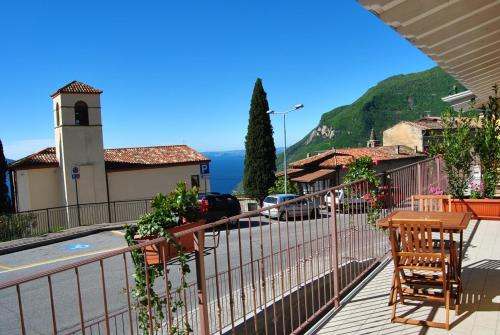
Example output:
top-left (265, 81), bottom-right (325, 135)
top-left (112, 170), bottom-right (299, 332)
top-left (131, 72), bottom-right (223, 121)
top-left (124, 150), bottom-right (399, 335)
top-left (0, 140), bottom-right (11, 213)
top-left (474, 85), bottom-right (500, 198)
top-left (440, 108), bottom-right (475, 199)
top-left (243, 78), bottom-right (276, 204)
top-left (268, 176), bottom-right (300, 195)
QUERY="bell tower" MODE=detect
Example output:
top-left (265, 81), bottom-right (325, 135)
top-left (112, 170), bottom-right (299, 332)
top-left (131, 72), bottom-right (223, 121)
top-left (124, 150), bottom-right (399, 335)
top-left (52, 81), bottom-right (108, 209)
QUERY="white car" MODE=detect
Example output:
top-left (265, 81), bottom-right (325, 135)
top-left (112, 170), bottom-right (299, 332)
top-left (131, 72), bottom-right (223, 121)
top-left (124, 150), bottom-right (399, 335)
top-left (324, 189), bottom-right (367, 212)
top-left (262, 194), bottom-right (320, 221)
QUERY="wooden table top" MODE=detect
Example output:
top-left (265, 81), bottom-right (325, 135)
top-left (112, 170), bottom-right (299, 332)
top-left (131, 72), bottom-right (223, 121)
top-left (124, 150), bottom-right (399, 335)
top-left (377, 211), bottom-right (472, 231)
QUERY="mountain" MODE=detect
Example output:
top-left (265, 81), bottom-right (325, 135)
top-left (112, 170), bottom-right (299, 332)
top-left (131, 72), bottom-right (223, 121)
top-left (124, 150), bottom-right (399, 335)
top-left (281, 67), bottom-right (464, 166)
top-left (202, 150), bottom-right (245, 194)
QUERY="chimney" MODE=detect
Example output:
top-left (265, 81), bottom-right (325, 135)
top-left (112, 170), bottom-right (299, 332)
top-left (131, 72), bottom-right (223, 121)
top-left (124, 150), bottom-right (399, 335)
top-left (424, 111), bottom-right (431, 118)
top-left (306, 153), bottom-right (310, 158)
top-left (414, 146), bottom-right (418, 153)
top-left (395, 145), bottom-right (400, 155)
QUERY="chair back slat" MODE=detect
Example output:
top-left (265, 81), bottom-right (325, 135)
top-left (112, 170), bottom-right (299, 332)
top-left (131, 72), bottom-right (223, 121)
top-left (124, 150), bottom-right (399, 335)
top-left (411, 195), bottom-right (451, 212)
top-left (389, 219), bottom-right (444, 258)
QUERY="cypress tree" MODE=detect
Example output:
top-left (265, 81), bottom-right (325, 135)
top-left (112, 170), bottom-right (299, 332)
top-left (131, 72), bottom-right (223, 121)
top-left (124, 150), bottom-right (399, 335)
top-left (243, 78), bottom-right (277, 204)
top-left (0, 140), bottom-right (11, 213)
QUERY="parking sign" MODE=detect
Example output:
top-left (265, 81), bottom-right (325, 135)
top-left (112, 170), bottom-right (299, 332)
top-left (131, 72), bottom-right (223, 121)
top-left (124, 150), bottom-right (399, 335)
top-left (200, 163), bottom-right (210, 175)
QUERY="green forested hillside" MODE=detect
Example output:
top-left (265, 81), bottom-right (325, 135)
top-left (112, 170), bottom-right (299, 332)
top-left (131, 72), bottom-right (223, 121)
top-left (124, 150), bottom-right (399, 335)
top-left (280, 67), bottom-right (463, 168)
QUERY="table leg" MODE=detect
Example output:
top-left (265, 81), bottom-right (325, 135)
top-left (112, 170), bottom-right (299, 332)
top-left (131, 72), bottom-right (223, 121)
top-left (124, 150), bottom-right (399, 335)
top-left (455, 231), bottom-right (464, 315)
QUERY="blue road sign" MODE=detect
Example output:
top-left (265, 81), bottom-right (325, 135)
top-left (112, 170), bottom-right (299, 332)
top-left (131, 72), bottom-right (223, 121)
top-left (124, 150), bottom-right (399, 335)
top-left (200, 163), bottom-right (210, 175)
top-left (64, 243), bottom-right (90, 251)
top-left (71, 166), bottom-right (80, 180)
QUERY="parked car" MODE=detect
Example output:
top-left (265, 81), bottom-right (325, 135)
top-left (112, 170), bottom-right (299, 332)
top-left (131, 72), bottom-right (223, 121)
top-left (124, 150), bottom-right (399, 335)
top-left (324, 186), bottom-right (404, 212)
top-left (197, 193), bottom-right (241, 223)
top-left (262, 194), bottom-right (320, 221)
top-left (324, 189), bottom-right (366, 212)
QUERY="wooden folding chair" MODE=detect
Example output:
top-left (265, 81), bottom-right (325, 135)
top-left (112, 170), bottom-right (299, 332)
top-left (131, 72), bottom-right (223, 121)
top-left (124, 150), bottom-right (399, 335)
top-left (410, 194), bottom-right (459, 300)
top-left (411, 194), bottom-right (452, 212)
top-left (388, 219), bottom-right (454, 329)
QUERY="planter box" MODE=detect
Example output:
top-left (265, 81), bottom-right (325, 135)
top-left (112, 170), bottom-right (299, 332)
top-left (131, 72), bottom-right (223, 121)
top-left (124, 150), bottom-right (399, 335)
top-left (135, 219), bottom-right (206, 265)
top-left (444, 199), bottom-right (500, 220)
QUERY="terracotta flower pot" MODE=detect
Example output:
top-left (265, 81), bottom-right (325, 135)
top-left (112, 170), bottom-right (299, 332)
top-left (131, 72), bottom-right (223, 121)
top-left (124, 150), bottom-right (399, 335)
top-left (135, 219), bottom-right (206, 265)
top-left (444, 198), bottom-right (500, 220)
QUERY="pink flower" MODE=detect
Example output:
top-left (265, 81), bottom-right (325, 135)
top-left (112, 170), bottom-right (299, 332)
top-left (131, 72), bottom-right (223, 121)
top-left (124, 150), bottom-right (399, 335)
top-left (363, 193), bottom-right (372, 200)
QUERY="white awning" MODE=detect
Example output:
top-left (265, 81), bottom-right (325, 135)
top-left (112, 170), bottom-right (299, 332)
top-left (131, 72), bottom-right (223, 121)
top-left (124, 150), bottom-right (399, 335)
top-left (359, 0), bottom-right (500, 105)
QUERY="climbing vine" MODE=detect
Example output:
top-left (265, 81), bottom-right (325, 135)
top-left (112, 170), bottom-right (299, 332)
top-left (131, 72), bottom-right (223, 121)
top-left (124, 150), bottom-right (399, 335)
top-left (124, 182), bottom-right (202, 335)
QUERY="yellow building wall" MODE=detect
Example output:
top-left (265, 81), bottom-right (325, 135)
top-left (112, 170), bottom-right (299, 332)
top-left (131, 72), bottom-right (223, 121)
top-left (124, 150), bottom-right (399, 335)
top-left (16, 167), bottom-right (62, 211)
top-left (383, 123), bottom-right (424, 151)
top-left (107, 164), bottom-right (210, 202)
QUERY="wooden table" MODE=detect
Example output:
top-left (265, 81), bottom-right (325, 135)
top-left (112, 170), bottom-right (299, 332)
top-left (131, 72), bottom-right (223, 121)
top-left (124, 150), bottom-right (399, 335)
top-left (377, 211), bottom-right (471, 231)
top-left (377, 210), bottom-right (472, 305)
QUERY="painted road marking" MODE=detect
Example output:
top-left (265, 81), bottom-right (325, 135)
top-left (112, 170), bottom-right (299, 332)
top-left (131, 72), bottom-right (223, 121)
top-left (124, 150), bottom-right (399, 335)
top-left (111, 230), bottom-right (126, 236)
top-left (0, 265), bottom-right (13, 270)
top-left (64, 243), bottom-right (91, 250)
top-left (0, 247), bottom-right (124, 274)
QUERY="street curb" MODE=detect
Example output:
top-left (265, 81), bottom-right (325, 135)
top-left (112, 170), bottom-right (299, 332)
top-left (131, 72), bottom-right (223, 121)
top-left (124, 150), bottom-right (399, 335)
top-left (0, 221), bottom-right (136, 256)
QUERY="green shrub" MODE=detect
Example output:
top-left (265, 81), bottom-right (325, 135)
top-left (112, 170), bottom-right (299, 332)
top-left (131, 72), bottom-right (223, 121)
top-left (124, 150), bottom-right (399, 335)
top-left (0, 213), bottom-right (37, 242)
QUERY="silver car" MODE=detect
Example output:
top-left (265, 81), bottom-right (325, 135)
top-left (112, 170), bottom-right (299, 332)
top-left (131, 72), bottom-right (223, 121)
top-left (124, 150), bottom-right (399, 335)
top-left (263, 194), bottom-right (320, 221)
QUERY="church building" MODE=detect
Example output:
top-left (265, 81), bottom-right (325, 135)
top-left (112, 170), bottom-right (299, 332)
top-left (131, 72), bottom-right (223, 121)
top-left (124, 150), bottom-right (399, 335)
top-left (9, 81), bottom-right (210, 214)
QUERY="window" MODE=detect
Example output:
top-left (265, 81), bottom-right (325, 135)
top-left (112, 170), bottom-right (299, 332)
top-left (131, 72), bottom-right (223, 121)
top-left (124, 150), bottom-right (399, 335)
top-left (74, 101), bottom-right (89, 126)
top-left (55, 103), bottom-right (60, 126)
top-left (191, 175), bottom-right (200, 188)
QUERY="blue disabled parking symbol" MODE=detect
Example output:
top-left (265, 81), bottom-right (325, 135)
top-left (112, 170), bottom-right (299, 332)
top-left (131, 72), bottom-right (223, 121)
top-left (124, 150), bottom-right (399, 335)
top-left (64, 243), bottom-right (91, 251)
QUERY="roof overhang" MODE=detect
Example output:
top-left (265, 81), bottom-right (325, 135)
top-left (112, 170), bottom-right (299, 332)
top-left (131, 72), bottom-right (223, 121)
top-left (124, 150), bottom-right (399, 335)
top-left (441, 90), bottom-right (477, 111)
top-left (358, 0), bottom-right (500, 105)
top-left (291, 169), bottom-right (335, 183)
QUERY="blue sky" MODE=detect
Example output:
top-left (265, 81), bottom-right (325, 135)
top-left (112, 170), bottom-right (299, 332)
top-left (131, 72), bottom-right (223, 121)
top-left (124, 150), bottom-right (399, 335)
top-left (0, 1), bottom-right (435, 159)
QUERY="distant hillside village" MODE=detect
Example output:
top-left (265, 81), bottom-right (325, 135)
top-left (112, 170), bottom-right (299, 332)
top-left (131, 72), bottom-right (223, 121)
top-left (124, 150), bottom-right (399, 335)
top-left (8, 81), bottom-right (211, 215)
top-left (282, 116), bottom-right (456, 195)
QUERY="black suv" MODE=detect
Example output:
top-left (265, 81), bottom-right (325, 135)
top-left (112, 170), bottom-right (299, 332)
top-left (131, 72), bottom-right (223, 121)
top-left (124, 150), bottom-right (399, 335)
top-left (197, 193), bottom-right (241, 223)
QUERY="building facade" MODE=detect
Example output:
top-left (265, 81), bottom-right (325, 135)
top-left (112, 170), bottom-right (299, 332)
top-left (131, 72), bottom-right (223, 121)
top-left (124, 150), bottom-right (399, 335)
top-left (382, 117), bottom-right (445, 152)
top-left (285, 145), bottom-right (426, 194)
top-left (9, 81), bottom-right (210, 215)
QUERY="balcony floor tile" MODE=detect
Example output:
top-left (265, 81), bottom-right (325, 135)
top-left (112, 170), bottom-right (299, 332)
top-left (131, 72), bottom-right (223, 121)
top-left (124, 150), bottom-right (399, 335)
top-left (313, 219), bottom-right (500, 335)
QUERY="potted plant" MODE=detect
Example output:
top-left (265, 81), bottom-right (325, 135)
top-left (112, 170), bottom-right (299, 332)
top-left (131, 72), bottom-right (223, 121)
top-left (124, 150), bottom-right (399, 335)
top-left (437, 86), bottom-right (500, 219)
top-left (124, 181), bottom-right (207, 335)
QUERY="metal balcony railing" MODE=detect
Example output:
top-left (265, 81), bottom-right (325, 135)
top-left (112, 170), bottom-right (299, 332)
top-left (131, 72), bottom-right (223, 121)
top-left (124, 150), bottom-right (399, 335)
top-left (0, 156), bottom-right (446, 335)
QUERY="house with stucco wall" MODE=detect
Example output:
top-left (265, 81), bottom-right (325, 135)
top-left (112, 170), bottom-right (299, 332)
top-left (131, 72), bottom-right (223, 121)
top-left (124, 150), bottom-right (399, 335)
top-left (8, 81), bottom-right (210, 215)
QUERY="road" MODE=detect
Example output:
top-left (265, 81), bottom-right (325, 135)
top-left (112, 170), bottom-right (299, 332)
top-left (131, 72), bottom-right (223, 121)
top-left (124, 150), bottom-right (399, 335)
top-left (0, 210), bottom-right (386, 334)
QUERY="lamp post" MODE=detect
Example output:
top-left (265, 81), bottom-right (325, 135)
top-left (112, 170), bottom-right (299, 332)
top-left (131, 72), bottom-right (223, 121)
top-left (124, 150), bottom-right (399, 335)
top-left (267, 103), bottom-right (304, 194)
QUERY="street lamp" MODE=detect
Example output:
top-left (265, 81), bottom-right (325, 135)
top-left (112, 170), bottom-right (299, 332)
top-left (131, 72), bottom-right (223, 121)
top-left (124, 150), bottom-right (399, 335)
top-left (267, 103), bottom-right (304, 194)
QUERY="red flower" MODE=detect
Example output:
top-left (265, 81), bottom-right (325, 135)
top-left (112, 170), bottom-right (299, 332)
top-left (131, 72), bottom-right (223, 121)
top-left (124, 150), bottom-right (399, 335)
top-left (198, 199), bottom-right (209, 213)
top-left (182, 216), bottom-right (187, 224)
top-left (363, 193), bottom-right (372, 200)
top-left (377, 194), bottom-right (385, 200)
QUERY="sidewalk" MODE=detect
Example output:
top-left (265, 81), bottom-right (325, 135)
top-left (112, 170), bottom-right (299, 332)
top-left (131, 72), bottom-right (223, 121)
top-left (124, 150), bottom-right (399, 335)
top-left (0, 220), bottom-right (136, 255)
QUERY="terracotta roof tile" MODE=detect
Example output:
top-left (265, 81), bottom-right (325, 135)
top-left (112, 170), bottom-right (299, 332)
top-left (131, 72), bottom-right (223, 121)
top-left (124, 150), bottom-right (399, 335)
top-left (9, 147), bottom-right (59, 169)
top-left (275, 168), bottom-right (304, 177)
top-left (104, 145), bottom-right (209, 170)
top-left (9, 145), bottom-right (209, 171)
top-left (51, 81), bottom-right (103, 97)
top-left (319, 146), bottom-right (425, 168)
top-left (289, 151), bottom-right (337, 168)
top-left (290, 145), bottom-right (425, 169)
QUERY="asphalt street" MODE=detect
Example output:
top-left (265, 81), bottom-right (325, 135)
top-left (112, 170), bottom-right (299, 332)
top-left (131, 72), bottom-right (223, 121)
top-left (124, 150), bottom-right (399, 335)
top-left (0, 210), bottom-right (385, 334)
